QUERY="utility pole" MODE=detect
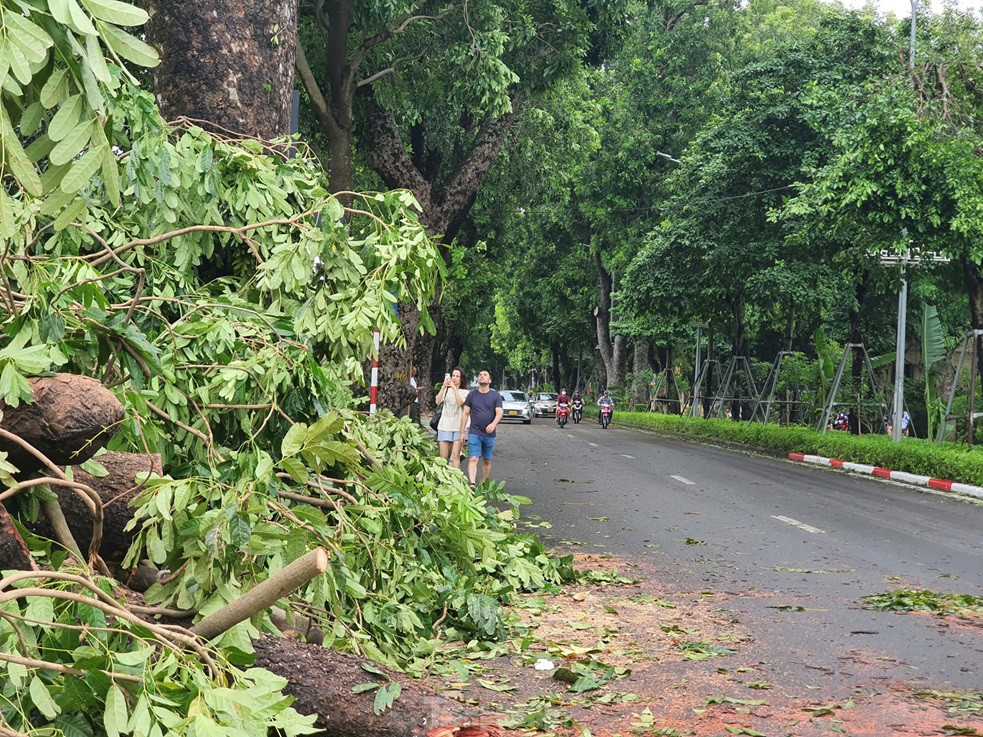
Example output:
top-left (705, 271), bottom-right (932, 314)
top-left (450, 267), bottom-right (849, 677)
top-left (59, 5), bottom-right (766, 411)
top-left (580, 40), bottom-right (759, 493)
top-left (880, 242), bottom-right (949, 441)
top-left (690, 321), bottom-right (707, 418)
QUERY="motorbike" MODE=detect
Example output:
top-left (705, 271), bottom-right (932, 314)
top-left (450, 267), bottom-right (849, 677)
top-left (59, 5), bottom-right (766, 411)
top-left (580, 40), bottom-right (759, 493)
top-left (572, 400), bottom-right (583, 424)
top-left (599, 404), bottom-right (612, 429)
top-left (556, 403), bottom-right (570, 428)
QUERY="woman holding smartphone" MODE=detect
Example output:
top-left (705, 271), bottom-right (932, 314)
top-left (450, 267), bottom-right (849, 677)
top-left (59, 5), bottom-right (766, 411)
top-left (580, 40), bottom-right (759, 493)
top-left (436, 367), bottom-right (469, 469)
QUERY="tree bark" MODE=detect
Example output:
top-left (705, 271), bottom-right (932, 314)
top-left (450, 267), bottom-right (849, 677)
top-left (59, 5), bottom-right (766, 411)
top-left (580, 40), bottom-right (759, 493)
top-left (0, 503), bottom-right (38, 571)
top-left (0, 374), bottom-right (124, 473)
top-left (253, 635), bottom-right (504, 737)
top-left (593, 252), bottom-right (626, 387)
top-left (29, 453), bottom-right (162, 561)
top-left (962, 258), bottom-right (983, 387)
top-left (147, 0), bottom-right (299, 140)
top-left (364, 91), bottom-right (523, 410)
top-left (632, 339), bottom-right (652, 407)
top-left (550, 344), bottom-right (561, 392)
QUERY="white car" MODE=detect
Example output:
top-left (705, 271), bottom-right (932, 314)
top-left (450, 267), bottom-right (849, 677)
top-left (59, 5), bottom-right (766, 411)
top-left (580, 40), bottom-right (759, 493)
top-left (500, 390), bottom-right (533, 424)
top-left (533, 392), bottom-right (558, 418)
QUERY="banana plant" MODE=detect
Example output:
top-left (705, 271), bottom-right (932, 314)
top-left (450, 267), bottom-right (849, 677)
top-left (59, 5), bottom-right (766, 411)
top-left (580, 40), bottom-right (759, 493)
top-left (920, 304), bottom-right (947, 440)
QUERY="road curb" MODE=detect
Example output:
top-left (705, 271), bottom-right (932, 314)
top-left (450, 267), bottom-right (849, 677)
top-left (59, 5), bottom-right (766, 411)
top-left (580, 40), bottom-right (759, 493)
top-left (788, 452), bottom-right (983, 500)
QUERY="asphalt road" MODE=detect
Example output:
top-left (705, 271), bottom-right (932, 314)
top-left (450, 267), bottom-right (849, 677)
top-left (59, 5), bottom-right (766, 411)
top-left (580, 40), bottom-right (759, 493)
top-left (492, 417), bottom-right (983, 692)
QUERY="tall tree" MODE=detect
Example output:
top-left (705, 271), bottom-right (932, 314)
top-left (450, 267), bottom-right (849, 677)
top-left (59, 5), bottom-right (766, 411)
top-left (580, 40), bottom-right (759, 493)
top-left (147, 0), bottom-right (300, 138)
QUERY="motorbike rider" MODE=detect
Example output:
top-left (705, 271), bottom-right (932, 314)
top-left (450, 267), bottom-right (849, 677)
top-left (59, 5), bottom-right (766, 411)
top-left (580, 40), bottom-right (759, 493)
top-left (597, 390), bottom-right (615, 423)
top-left (571, 391), bottom-right (584, 418)
top-left (556, 389), bottom-right (571, 424)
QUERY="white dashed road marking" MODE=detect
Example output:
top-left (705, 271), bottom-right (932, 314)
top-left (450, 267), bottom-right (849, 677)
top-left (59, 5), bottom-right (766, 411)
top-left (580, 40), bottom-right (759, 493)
top-left (588, 442), bottom-right (599, 447)
top-left (566, 433), bottom-right (575, 438)
top-left (772, 515), bottom-right (827, 534)
top-left (670, 475), bottom-right (696, 485)
top-left (621, 454), bottom-right (635, 459)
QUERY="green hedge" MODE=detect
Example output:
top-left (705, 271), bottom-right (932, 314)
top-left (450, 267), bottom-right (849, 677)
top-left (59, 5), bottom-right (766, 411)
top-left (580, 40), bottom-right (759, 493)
top-left (616, 412), bottom-right (983, 487)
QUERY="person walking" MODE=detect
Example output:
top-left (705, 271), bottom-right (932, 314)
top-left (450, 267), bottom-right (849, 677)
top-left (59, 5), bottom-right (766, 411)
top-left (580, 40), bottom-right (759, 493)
top-left (436, 367), bottom-right (468, 469)
top-left (460, 370), bottom-right (503, 489)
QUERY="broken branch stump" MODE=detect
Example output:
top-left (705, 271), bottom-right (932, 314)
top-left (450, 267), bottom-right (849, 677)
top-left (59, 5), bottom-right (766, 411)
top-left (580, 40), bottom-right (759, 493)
top-left (191, 548), bottom-right (329, 641)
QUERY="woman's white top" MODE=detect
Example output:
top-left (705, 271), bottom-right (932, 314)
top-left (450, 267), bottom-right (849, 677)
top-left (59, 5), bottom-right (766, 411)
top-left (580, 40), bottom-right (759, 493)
top-left (437, 388), bottom-right (469, 432)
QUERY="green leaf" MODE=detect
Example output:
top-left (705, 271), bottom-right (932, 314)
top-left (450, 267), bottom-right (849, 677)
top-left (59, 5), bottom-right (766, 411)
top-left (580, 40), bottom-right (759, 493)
top-left (104, 683), bottom-right (128, 737)
top-left (373, 682), bottom-right (401, 715)
top-left (281, 423), bottom-right (308, 457)
top-left (50, 119), bottom-right (94, 166)
top-left (83, 0), bottom-right (150, 26)
top-left (53, 196), bottom-right (88, 231)
top-left (30, 677), bottom-right (61, 720)
top-left (99, 23), bottom-right (159, 67)
top-left (85, 33), bottom-right (113, 85)
top-left (19, 101), bottom-right (44, 137)
top-left (60, 144), bottom-right (106, 193)
top-left (40, 68), bottom-right (69, 108)
top-left (48, 94), bottom-right (83, 143)
top-left (280, 457), bottom-right (308, 484)
top-left (55, 714), bottom-right (95, 737)
top-left (0, 106), bottom-right (43, 196)
top-left (351, 683), bottom-right (381, 694)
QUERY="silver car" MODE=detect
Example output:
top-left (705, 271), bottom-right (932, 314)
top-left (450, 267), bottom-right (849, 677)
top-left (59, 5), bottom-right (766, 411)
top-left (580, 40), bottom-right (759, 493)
top-left (533, 392), bottom-right (558, 417)
top-left (500, 390), bottom-right (533, 424)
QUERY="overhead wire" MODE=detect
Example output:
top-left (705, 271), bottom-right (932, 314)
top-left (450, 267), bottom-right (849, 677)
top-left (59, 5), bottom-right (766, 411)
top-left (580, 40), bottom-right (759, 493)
top-left (514, 184), bottom-right (797, 217)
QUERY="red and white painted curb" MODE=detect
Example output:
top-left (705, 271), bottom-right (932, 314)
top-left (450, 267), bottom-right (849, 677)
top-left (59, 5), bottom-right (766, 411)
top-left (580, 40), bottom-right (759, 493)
top-left (788, 453), bottom-right (983, 500)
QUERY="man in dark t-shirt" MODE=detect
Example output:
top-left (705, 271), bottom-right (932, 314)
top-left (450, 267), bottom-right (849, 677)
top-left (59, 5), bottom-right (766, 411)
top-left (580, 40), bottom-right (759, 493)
top-left (460, 370), bottom-right (504, 488)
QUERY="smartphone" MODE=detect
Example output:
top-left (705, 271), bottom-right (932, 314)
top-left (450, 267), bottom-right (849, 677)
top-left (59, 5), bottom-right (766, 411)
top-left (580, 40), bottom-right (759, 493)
top-left (444, 373), bottom-right (451, 380)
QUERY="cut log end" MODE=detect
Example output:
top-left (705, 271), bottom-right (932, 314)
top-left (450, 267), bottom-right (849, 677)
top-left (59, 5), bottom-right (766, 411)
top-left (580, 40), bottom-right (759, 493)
top-left (0, 374), bottom-right (124, 472)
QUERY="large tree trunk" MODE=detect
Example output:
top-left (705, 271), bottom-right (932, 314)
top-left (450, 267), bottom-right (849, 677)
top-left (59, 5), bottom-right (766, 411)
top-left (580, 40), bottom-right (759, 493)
top-left (147, 0), bottom-right (299, 140)
top-left (550, 344), bottom-right (561, 392)
top-left (962, 258), bottom-right (983, 388)
top-left (294, 0), bottom-right (356, 194)
top-left (29, 453), bottom-right (162, 563)
top-left (631, 339), bottom-right (652, 407)
top-left (730, 293), bottom-right (747, 358)
top-left (0, 503), bottom-right (38, 571)
top-left (364, 92), bottom-right (522, 410)
top-left (253, 635), bottom-right (504, 737)
top-left (593, 252), bottom-right (626, 387)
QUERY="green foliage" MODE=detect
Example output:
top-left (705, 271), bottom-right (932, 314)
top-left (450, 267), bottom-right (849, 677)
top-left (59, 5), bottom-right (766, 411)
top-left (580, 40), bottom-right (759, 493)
top-left (863, 589), bottom-right (982, 619)
top-left (0, 570), bottom-right (317, 736)
top-left (122, 410), bottom-right (572, 667)
top-left (615, 412), bottom-right (983, 487)
top-left (0, 0), bottom-right (159, 229)
top-left (0, 2), bottom-right (571, 734)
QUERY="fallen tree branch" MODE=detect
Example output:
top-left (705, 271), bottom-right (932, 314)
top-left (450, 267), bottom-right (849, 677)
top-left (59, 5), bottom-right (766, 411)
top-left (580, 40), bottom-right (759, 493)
top-left (39, 498), bottom-right (85, 562)
top-left (0, 651), bottom-right (144, 683)
top-left (191, 548), bottom-right (329, 641)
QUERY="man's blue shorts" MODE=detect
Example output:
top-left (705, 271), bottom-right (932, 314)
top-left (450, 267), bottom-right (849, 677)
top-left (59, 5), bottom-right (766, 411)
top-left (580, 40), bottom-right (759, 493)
top-left (468, 433), bottom-right (496, 460)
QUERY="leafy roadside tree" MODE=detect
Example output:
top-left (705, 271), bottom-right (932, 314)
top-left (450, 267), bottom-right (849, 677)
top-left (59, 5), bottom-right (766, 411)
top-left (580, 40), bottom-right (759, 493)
top-left (782, 7), bottom-right (983, 378)
top-left (624, 5), bottom-right (895, 368)
top-left (0, 1), bottom-right (569, 731)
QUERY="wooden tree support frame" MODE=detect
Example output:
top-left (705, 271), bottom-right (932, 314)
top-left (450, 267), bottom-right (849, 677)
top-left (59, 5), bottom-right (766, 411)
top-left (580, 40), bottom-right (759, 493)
top-left (938, 329), bottom-right (983, 446)
top-left (817, 343), bottom-right (889, 434)
top-left (709, 356), bottom-right (760, 421)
